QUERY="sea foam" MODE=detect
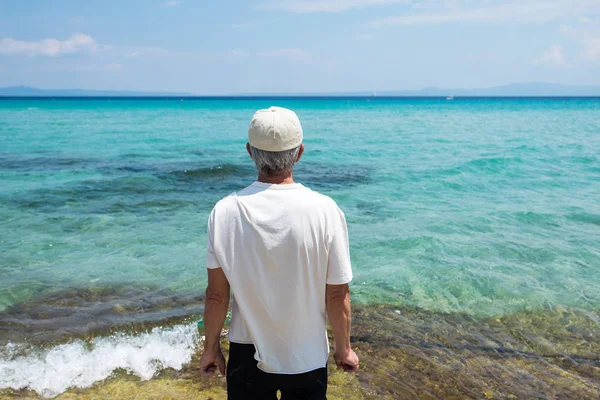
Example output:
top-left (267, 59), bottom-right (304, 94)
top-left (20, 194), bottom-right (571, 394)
top-left (0, 323), bottom-right (200, 398)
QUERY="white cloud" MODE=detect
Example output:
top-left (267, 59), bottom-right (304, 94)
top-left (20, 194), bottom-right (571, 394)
top-left (163, 0), bottom-right (182, 6)
top-left (259, 0), bottom-right (410, 13)
top-left (121, 47), bottom-right (172, 58)
top-left (559, 24), bottom-right (573, 34)
top-left (257, 48), bottom-right (311, 60)
top-left (230, 49), bottom-right (250, 57)
top-left (583, 37), bottom-right (600, 60)
top-left (103, 63), bottom-right (123, 71)
top-left (368, 0), bottom-right (600, 26)
top-left (0, 33), bottom-right (98, 57)
top-left (534, 45), bottom-right (572, 67)
top-left (65, 63), bottom-right (123, 72)
top-left (125, 50), bottom-right (144, 58)
top-left (558, 16), bottom-right (600, 61)
top-left (230, 23), bottom-right (254, 29)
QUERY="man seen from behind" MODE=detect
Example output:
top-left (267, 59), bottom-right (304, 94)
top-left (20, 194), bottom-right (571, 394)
top-left (199, 106), bottom-right (358, 399)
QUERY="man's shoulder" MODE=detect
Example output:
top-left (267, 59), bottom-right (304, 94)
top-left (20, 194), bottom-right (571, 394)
top-left (212, 192), bottom-right (238, 213)
top-left (297, 185), bottom-right (344, 215)
top-left (301, 186), bottom-right (336, 204)
top-left (211, 183), bottom-right (343, 214)
top-left (210, 183), bottom-right (258, 213)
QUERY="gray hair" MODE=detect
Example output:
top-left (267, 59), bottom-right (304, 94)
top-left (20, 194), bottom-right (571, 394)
top-left (250, 145), bottom-right (301, 177)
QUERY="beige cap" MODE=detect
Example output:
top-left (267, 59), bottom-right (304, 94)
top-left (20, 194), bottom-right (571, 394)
top-left (248, 106), bottom-right (303, 152)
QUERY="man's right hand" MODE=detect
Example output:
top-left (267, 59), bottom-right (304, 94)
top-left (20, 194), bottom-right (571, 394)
top-left (199, 348), bottom-right (226, 376)
top-left (334, 348), bottom-right (359, 373)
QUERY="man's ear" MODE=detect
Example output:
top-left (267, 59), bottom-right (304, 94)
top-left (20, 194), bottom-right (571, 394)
top-left (246, 142), bottom-right (252, 158)
top-left (296, 143), bottom-right (304, 162)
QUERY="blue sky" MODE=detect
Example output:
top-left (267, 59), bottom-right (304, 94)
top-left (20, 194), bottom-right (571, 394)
top-left (1, 0), bottom-right (600, 94)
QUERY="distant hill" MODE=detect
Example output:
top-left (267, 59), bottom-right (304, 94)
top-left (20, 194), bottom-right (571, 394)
top-left (239, 82), bottom-right (600, 97)
top-left (375, 82), bottom-right (600, 97)
top-left (0, 85), bottom-right (192, 97)
top-left (1, 83), bottom-right (600, 97)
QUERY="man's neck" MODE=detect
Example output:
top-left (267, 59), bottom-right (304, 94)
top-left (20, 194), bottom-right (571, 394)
top-left (257, 172), bottom-right (295, 185)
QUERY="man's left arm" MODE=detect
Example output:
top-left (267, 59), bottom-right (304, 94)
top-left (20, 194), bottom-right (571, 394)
top-left (199, 267), bottom-right (230, 375)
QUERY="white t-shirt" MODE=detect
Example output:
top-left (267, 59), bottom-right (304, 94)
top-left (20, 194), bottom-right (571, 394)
top-left (206, 181), bottom-right (353, 374)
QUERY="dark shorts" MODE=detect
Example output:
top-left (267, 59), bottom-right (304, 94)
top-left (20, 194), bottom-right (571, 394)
top-left (226, 342), bottom-right (328, 400)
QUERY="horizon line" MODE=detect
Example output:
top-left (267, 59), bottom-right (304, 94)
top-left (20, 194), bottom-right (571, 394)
top-left (2, 95), bottom-right (600, 99)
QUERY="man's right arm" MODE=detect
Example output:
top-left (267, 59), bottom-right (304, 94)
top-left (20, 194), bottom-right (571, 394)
top-left (326, 283), bottom-right (359, 373)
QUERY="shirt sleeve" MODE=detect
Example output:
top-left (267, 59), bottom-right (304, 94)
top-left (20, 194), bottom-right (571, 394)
top-left (206, 207), bottom-right (222, 270)
top-left (326, 208), bottom-right (353, 285)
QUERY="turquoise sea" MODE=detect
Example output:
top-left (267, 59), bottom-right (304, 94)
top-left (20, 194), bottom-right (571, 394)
top-left (1, 98), bottom-right (599, 397)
